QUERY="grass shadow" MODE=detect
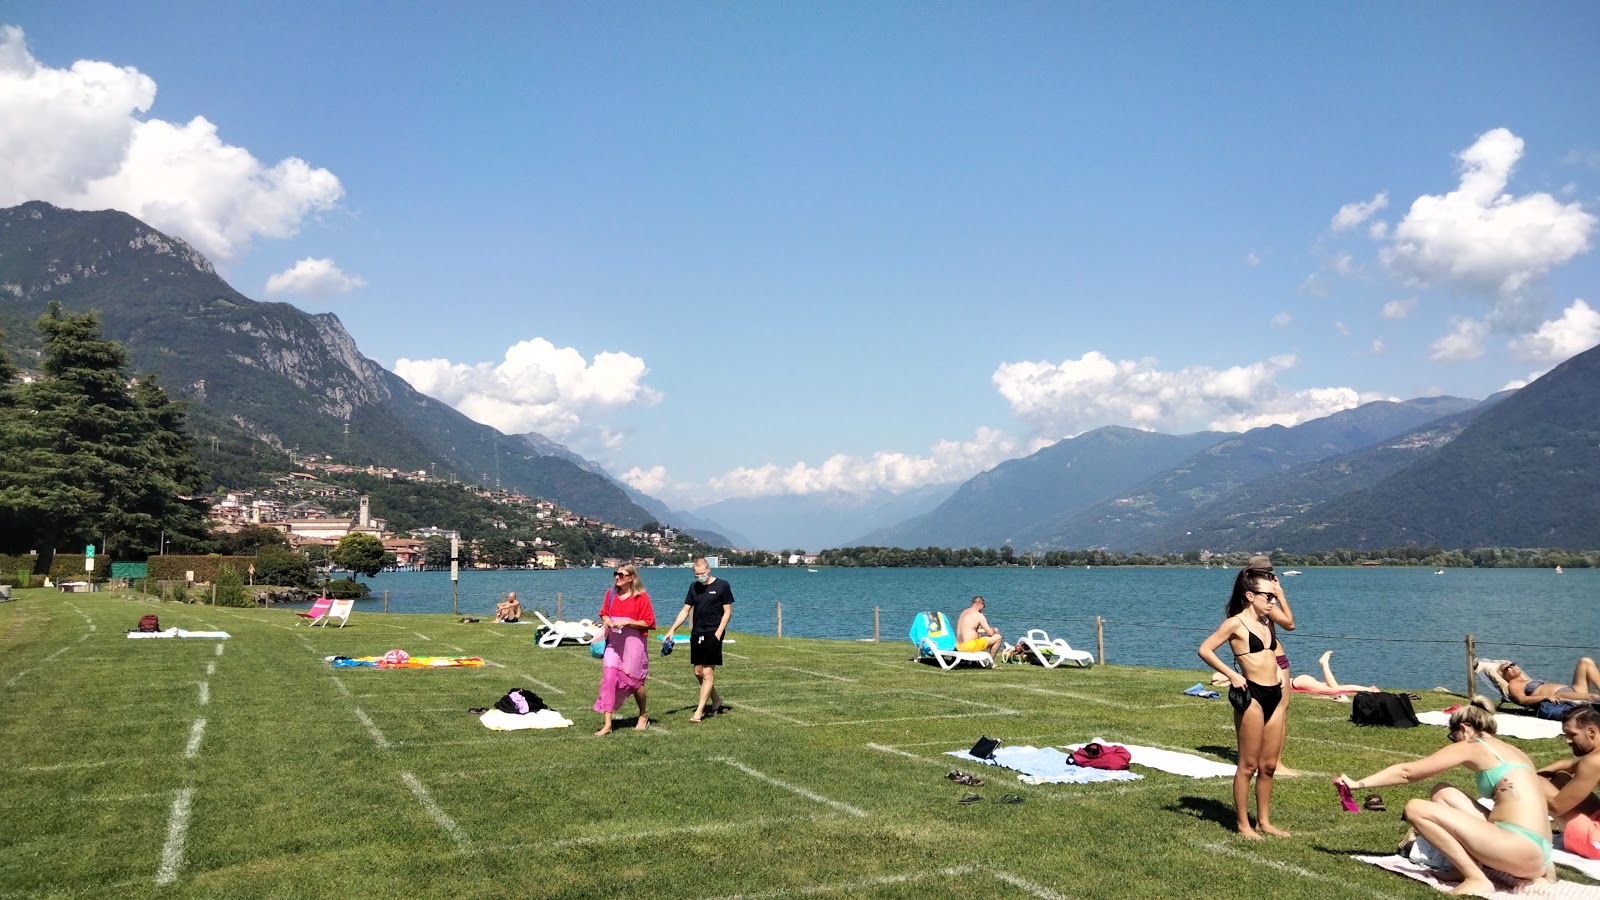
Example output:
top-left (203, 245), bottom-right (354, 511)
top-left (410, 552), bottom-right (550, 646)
top-left (1196, 744), bottom-right (1238, 763)
top-left (1168, 795), bottom-right (1237, 829)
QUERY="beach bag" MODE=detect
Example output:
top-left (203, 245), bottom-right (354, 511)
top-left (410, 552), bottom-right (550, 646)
top-left (494, 688), bottom-right (547, 715)
top-left (969, 736), bottom-right (1000, 760)
top-left (1070, 742), bottom-right (1132, 770)
top-left (1350, 692), bottom-right (1420, 728)
top-left (591, 589), bottom-right (614, 659)
top-left (137, 614), bottom-right (160, 633)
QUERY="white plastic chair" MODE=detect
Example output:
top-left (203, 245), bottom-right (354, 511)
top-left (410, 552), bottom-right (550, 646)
top-left (533, 610), bottom-right (600, 649)
top-left (1015, 629), bottom-right (1094, 668)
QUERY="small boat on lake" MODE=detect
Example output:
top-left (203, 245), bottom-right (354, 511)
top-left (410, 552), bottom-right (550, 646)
top-left (1434, 569), bottom-right (1445, 575)
top-left (1556, 565), bottom-right (1564, 574)
top-left (1281, 570), bottom-right (1303, 576)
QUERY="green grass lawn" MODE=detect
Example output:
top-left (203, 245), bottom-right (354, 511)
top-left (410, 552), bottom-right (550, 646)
top-left (0, 588), bottom-right (1584, 899)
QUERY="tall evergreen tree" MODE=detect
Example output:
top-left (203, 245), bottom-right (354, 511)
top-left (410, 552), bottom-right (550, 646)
top-left (0, 302), bottom-right (212, 567)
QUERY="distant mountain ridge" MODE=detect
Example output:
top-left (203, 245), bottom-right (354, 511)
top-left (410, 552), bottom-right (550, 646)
top-left (696, 483), bottom-right (959, 551)
top-left (0, 202), bottom-right (666, 530)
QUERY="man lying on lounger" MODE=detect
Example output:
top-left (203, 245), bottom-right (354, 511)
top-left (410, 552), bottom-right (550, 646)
top-left (956, 596), bottom-right (1003, 661)
top-left (1500, 659), bottom-right (1600, 720)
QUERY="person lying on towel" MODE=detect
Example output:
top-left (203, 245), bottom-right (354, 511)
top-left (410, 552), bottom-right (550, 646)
top-left (1500, 659), bottom-right (1600, 720)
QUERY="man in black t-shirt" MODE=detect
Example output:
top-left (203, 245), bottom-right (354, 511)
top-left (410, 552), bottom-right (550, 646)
top-left (663, 556), bottom-right (734, 723)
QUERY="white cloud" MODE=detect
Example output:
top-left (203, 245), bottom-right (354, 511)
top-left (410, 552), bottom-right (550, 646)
top-left (1382, 128), bottom-right (1596, 298)
top-left (394, 338), bottom-right (663, 444)
top-left (694, 427), bottom-right (1029, 501)
top-left (1331, 252), bottom-right (1357, 277)
top-left (1428, 318), bottom-right (1489, 362)
top-left (1243, 250), bottom-right (1261, 267)
top-left (0, 26), bottom-right (342, 263)
top-left (1299, 273), bottom-right (1329, 298)
top-left (1508, 299), bottom-right (1600, 364)
top-left (1563, 149), bottom-right (1600, 170)
top-left (620, 465), bottom-right (670, 496)
top-left (1334, 320), bottom-right (1350, 337)
top-left (991, 351), bottom-right (1385, 437)
top-left (1368, 221), bottom-right (1389, 240)
top-left (1370, 338), bottom-right (1385, 355)
top-left (1331, 190), bottom-right (1389, 232)
top-left (1501, 372), bottom-right (1542, 391)
top-left (1380, 297), bottom-right (1419, 320)
top-left (1271, 312), bottom-right (1292, 328)
top-left (264, 257), bottom-right (366, 301)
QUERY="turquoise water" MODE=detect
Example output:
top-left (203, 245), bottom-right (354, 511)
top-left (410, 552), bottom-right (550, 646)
top-left (356, 566), bottom-right (1597, 693)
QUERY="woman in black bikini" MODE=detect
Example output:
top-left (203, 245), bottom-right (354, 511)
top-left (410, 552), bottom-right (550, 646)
top-left (1199, 567), bottom-right (1296, 839)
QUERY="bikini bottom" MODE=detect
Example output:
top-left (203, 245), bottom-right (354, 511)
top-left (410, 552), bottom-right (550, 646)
top-left (1228, 680), bottom-right (1283, 721)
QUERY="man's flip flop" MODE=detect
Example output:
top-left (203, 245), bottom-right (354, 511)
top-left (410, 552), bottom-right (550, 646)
top-left (957, 793), bottom-right (983, 805)
top-left (995, 794), bottom-right (1025, 805)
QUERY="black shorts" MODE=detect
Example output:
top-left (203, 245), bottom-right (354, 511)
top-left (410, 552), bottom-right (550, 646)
top-left (689, 632), bottom-right (723, 667)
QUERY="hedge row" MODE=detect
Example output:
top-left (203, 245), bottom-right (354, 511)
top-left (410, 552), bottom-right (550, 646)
top-left (147, 555), bottom-right (258, 583)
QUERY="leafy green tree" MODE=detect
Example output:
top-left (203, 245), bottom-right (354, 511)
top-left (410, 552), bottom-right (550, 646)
top-left (331, 532), bottom-right (385, 580)
top-left (214, 564), bottom-right (248, 608)
top-left (218, 525), bottom-right (290, 555)
top-left (253, 545), bottom-right (314, 588)
top-left (421, 535), bottom-right (453, 569)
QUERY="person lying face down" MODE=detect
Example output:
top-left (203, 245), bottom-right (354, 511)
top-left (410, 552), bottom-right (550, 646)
top-left (1499, 659), bottom-right (1600, 719)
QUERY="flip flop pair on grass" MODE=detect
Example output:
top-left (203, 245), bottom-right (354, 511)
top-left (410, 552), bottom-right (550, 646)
top-left (957, 793), bottom-right (1023, 805)
top-left (946, 770), bottom-right (984, 787)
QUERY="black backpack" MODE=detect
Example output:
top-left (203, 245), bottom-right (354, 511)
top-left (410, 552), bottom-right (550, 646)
top-left (494, 688), bottom-right (548, 715)
top-left (1350, 691), bottom-right (1420, 728)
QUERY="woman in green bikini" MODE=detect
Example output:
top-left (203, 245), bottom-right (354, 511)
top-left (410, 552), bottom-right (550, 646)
top-left (1337, 697), bottom-right (1554, 896)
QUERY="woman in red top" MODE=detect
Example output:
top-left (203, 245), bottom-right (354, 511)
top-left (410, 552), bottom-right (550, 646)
top-left (594, 564), bottom-right (655, 735)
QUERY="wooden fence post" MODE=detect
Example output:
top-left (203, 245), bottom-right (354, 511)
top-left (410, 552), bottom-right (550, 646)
top-left (557, 592), bottom-right (562, 621)
top-left (873, 606), bottom-right (880, 642)
top-left (1096, 616), bottom-right (1105, 666)
top-left (1466, 634), bottom-right (1476, 699)
top-left (383, 590), bottom-right (389, 614)
top-left (777, 602), bottom-right (783, 639)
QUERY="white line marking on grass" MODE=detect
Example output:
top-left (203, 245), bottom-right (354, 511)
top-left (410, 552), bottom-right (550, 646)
top-left (699, 866), bottom-right (976, 900)
top-left (43, 646), bottom-right (69, 663)
top-left (412, 632), bottom-right (431, 641)
top-left (206, 661), bottom-right (215, 677)
top-left (774, 666), bottom-right (856, 683)
top-left (20, 757), bottom-right (141, 772)
top-left (449, 645), bottom-right (465, 653)
top-left (1296, 735), bottom-right (1411, 757)
top-left (724, 651), bottom-right (750, 660)
top-left (1196, 840), bottom-right (1402, 900)
top-left (466, 815), bottom-right (834, 854)
top-left (154, 786), bottom-right (194, 886)
top-left (63, 792), bottom-right (166, 804)
top-left (990, 870), bottom-right (1070, 900)
top-left (510, 672), bottom-right (567, 696)
top-left (353, 707), bottom-right (391, 749)
top-left (904, 690), bottom-right (1018, 715)
top-left (730, 701), bottom-right (808, 725)
top-left (330, 675), bottom-right (351, 697)
top-left (6, 669), bottom-right (31, 687)
top-left (184, 719), bottom-right (206, 758)
top-left (809, 710), bottom-right (1018, 728)
top-left (214, 643), bottom-right (224, 656)
top-left (650, 674), bottom-right (686, 690)
top-left (1014, 685), bottom-right (1145, 710)
top-left (401, 772), bottom-right (469, 847)
top-left (714, 757), bottom-right (869, 818)
top-left (866, 742), bottom-right (924, 761)
top-left (78, 632), bottom-right (90, 642)
top-left (198, 683), bottom-right (209, 706)
top-left (88, 624), bottom-right (96, 632)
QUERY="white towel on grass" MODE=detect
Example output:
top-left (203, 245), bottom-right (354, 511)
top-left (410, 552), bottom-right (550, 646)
top-left (1418, 710), bottom-right (1563, 740)
top-left (1355, 854), bottom-right (1600, 898)
top-left (479, 708), bottom-right (573, 730)
top-left (127, 628), bottom-right (231, 639)
top-left (1062, 740), bottom-right (1235, 779)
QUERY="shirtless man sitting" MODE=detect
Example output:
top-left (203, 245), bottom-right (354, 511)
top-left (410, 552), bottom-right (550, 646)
top-left (1540, 705), bottom-right (1600, 859)
top-left (1500, 658), bottom-right (1600, 719)
top-left (495, 592), bottom-right (523, 624)
top-left (956, 596), bottom-right (1002, 661)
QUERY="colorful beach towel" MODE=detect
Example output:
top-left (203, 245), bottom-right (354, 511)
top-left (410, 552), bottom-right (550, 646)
top-left (945, 745), bottom-right (1142, 784)
top-left (1417, 709), bottom-right (1563, 740)
top-left (1354, 854), bottom-right (1600, 898)
top-left (330, 655), bottom-right (485, 669)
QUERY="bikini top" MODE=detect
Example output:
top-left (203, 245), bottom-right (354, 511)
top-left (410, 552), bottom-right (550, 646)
top-left (1474, 738), bottom-right (1534, 798)
top-left (1231, 616), bottom-right (1277, 659)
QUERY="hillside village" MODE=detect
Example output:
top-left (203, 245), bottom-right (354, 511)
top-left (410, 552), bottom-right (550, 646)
top-left (205, 455), bottom-right (700, 570)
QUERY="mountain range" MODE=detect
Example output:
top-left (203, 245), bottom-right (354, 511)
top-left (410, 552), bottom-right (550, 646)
top-left (0, 202), bottom-right (729, 541)
top-left (6, 201), bottom-right (1598, 553)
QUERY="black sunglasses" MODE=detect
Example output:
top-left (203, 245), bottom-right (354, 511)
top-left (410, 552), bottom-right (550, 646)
top-left (614, 571), bottom-right (627, 577)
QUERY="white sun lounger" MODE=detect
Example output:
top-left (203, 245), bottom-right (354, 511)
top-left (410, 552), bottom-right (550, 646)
top-left (1015, 629), bottom-right (1094, 668)
top-left (532, 610), bottom-right (600, 649)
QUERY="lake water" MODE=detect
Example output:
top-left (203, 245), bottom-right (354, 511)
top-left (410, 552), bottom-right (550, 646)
top-left (357, 566), bottom-right (1597, 693)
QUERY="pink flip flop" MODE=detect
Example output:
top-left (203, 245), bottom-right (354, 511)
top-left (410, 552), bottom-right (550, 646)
top-left (1336, 780), bottom-right (1360, 813)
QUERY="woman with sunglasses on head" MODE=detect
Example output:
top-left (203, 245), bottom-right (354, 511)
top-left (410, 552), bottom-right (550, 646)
top-left (593, 564), bottom-right (655, 736)
top-left (1337, 698), bottom-right (1554, 896)
top-left (1199, 566), bottom-right (1296, 838)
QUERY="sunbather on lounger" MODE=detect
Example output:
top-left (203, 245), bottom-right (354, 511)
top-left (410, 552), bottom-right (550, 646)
top-left (956, 596), bottom-right (1002, 661)
top-left (1499, 659), bottom-right (1600, 719)
top-left (1290, 650), bottom-right (1379, 696)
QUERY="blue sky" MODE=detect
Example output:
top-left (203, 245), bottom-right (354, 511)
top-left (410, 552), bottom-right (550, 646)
top-left (4, 4), bottom-right (1599, 510)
